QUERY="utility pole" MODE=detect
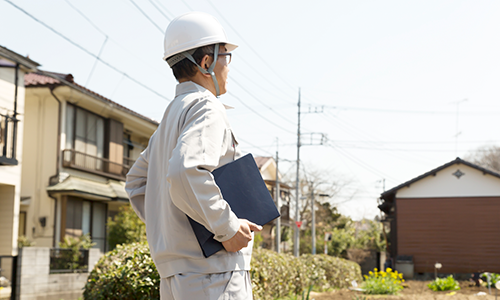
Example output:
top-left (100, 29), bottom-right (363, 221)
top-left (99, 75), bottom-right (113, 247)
top-left (294, 88), bottom-right (301, 257)
top-left (311, 185), bottom-right (316, 254)
top-left (275, 140), bottom-right (281, 253)
top-left (293, 88), bottom-right (326, 257)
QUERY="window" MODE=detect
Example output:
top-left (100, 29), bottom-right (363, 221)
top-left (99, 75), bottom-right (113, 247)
top-left (64, 104), bottom-right (125, 177)
top-left (65, 197), bottom-right (107, 253)
top-left (65, 104), bottom-right (105, 170)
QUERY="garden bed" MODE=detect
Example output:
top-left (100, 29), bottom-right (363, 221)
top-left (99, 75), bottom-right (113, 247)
top-left (310, 280), bottom-right (498, 300)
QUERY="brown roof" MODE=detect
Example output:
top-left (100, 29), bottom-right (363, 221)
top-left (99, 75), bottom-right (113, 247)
top-left (25, 72), bottom-right (66, 86)
top-left (254, 156), bottom-right (272, 170)
top-left (25, 71), bottom-right (159, 126)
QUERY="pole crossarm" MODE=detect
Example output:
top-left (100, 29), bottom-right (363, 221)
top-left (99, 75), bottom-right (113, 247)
top-left (300, 132), bottom-right (327, 146)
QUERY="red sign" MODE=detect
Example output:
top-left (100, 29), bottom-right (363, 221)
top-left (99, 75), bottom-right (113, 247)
top-left (295, 221), bottom-right (303, 228)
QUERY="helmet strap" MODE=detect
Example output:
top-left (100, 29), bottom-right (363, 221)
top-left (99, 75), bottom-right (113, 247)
top-left (182, 44), bottom-right (220, 97)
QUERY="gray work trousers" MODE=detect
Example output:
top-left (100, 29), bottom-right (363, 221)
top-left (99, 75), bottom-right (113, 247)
top-left (160, 270), bottom-right (253, 300)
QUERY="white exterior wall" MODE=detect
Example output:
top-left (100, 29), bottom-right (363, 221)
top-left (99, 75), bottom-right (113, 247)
top-left (0, 65), bottom-right (26, 256)
top-left (396, 163), bottom-right (500, 198)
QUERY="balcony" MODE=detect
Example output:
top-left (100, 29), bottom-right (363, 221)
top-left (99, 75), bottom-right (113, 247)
top-left (0, 114), bottom-right (18, 165)
top-left (62, 149), bottom-right (132, 180)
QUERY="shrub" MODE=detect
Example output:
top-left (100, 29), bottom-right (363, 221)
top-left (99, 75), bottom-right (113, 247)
top-left (251, 249), bottom-right (362, 300)
top-left (301, 254), bottom-right (362, 290)
top-left (84, 245), bottom-right (361, 300)
top-left (362, 267), bottom-right (404, 295)
top-left (107, 204), bottom-right (146, 250)
top-left (17, 235), bottom-right (35, 248)
top-left (428, 275), bottom-right (460, 292)
top-left (83, 242), bottom-right (160, 300)
top-left (481, 272), bottom-right (500, 288)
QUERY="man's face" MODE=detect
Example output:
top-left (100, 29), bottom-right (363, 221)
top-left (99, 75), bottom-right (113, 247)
top-left (213, 45), bottom-right (230, 95)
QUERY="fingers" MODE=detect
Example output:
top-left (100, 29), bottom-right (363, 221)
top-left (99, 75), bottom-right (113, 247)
top-left (245, 220), bottom-right (263, 232)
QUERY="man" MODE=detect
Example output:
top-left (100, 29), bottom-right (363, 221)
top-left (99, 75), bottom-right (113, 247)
top-left (125, 11), bottom-right (262, 300)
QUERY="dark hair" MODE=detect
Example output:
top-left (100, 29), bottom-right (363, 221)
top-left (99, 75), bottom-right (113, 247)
top-left (170, 44), bottom-right (216, 81)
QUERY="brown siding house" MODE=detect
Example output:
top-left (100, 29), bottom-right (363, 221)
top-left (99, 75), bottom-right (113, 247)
top-left (379, 158), bottom-right (500, 274)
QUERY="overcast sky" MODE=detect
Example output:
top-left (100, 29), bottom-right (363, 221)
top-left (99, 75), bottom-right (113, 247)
top-left (1, 0), bottom-right (499, 220)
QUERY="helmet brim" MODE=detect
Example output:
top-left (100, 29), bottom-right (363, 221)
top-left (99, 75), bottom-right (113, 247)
top-left (164, 42), bottom-right (238, 61)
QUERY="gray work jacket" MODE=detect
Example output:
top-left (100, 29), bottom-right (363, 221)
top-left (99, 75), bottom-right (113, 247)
top-left (125, 81), bottom-right (252, 278)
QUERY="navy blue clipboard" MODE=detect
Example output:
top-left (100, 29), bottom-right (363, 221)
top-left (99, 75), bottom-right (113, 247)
top-left (187, 153), bottom-right (281, 258)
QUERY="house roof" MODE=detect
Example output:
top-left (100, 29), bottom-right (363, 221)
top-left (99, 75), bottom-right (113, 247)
top-left (25, 71), bottom-right (159, 126)
top-left (254, 156), bottom-right (272, 170)
top-left (0, 45), bottom-right (40, 70)
top-left (380, 157), bottom-right (500, 201)
top-left (46, 175), bottom-right (128, 201)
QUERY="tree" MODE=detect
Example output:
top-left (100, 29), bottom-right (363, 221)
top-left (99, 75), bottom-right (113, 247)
top-left (107, 204), bottom-right (147, 250)
top-left (465, 145), bottom-right (500, 173)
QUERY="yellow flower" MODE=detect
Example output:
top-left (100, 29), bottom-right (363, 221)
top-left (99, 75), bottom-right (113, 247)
top-left (374, 268), bottom-right (378, 272)
top-left (369, 271), bottom-right (373, 276)
top-left (386, 267), bottom-right (392, 272)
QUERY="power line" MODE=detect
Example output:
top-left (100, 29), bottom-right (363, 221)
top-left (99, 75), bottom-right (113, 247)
top-left (64, 0), bottom-right (107, 36)
top-left (322, 104), bottom-right (500, 115)
top-left (236, 136), bottom-right (274, 156)
top-left (325, 141), bottom-right (398, 182)
top-left (321, 110), bottom-right (434, 165)
top-left (230, 67), bottom-right (295, 105)
top-left (148, 0), bottom-right (171, 22)
top-left (205, 0), bottom-right (296, 91)
top-left (64, 0), bottom-right (167, 77)
top-left (85, 36), bottom-right (108, 87)
top-left (227, 91), bottom-right (295, 134)
top-left (230, 77), bottom-right (296, 126)
top-left (151, 0), bottom-right (175, 20)
top-left (180, 0), bottom-right (194, 11)
top-left (127, 0), bottom-right (164, 33)
top-left (4, 0), bottom-right (171, 102)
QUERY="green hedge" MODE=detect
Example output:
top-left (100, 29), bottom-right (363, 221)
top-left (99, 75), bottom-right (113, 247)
top-left (83, 244), bottom-right (362, 300)
top-left (251, 249), bottom-right (362, 300)
top-left (83, 242), bottom-right (160, 300)
top-left (301, 254), bottom-right (363, 290)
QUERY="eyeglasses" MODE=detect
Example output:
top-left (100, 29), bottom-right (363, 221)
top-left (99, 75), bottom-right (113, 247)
top-left (217, 53), bottom-right (232, 65)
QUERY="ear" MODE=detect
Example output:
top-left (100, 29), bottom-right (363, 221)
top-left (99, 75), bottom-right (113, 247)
top-left (200, 54), bottom-right (213, 73)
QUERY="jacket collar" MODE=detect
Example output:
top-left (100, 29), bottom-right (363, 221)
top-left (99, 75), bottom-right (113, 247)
top-left (175, 81), bottom-right (234, 109)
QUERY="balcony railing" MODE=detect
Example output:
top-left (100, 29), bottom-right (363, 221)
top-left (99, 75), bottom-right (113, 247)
top-left (62, 149), bottom-right (131, 180)
top-left (0, 114), bottom-right (18, 165)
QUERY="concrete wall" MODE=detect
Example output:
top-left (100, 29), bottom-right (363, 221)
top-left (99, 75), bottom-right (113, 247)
top-left (15, 247), bottom-right (100, 300)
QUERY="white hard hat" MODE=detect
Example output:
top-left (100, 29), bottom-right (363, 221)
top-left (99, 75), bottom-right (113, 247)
top-left (163, 11), bottom-right (238, 62)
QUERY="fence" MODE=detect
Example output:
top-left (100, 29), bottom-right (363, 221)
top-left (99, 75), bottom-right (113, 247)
top-left (62, 149), bottom-right (131, 179)
top-left (49, 249), bottom-right (89, 274)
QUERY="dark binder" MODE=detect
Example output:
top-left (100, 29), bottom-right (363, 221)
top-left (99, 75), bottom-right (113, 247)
top-left (187, 153), bottom-right (281, 258)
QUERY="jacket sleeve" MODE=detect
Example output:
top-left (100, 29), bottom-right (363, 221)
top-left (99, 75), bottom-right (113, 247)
top-left (166, 99), bottom-right (240, 243)
top-left (125, 144), bottom-right (150, 223)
